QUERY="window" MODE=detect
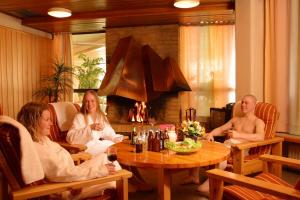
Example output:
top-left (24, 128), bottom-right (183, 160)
top-left (179, 25), bottom-right (236, 116)
top-left (72, 33), bottom-right (107, 112)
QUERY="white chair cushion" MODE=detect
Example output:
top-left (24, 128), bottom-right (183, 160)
top-left (50, 102), bottom-right (78, 132)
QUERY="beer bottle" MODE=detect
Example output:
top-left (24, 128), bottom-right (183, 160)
top-left (147, 130), bottom-right (153, 151)
top-left (130, 127), bottom-right (136, 145)
top-left (153, 130), bottom-right (161, 152)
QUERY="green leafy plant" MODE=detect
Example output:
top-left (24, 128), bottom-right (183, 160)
top-left (74, 53), bottom-right (105, 89)
top-left (33, 61), bottom-right (73, 102)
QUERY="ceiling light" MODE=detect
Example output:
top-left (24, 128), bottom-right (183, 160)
top-left (48, 7), bottom-right (72, 18)
top-left (174, 0), bottom-right (200, 8)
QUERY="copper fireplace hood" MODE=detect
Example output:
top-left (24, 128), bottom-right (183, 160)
top-left (98, 36), bottom-right (191, 102)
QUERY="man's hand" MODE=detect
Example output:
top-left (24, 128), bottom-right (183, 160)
top-left (205, 133), bottom-right (214, 142)
top-left (227, 130), bottom-right (239, 139)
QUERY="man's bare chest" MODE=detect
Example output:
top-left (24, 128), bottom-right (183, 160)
top-left (233, 118), bottom-right (256, 134)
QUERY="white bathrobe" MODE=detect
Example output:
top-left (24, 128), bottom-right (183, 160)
top-left (67, 113), bottom-right (123, 156)
top-left (35, 136), bottom-right (121, 199)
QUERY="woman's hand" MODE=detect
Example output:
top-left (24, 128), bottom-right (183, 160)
top-left (90, 123), bottom-right (104, 131)
top-left (105, 163), bottom-right (116, 175)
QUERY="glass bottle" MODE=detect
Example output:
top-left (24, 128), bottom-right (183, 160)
top-left (147, 130), bottom-right (154, 151)
top-left (131, 127), bottom-right (136, 145)
top-left (153, 130), bottom-right (161, 152)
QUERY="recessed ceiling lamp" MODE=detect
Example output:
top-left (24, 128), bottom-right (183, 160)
top-left (174, 0), bottom-right (200, 8)
top-left (48, 7), bottom-right (72, 18)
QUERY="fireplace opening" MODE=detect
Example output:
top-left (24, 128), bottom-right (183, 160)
top-left (128, 102), bottom-right (148, 123)
top-left (107, 93), bottom-right (180, 125)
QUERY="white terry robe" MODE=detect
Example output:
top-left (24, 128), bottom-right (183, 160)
top-left (35, 136), bottom-right (121, 199)
top-left (66, 113), bottom-right (123, 156)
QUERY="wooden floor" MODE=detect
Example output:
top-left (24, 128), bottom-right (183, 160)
top-left (129, 167), bottom-right (300, 200)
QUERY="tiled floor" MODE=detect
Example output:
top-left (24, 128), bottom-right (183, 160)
top-left (128, 167), bottom-right (300, 200)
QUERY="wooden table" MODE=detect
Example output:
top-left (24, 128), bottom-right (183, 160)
top-left (112, 140), bottom-right (230, 200)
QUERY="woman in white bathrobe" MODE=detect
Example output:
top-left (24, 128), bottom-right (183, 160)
top-left (67, 90), bottom-right (123, 156)
top-left (67, 90), bottom-right (153, 192)
top-left (17, 102), bottom-right (121, 200)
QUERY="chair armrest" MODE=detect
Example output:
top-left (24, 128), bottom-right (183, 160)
top-left (57, 141), bottom-right (87, 153)
top-left (207, 169), bottom-right (300, 200)
top-left (12, 169), bottom-right (132, 200)
top-left (231, 137), bottom-right (283, 150)
top-left (260, 154), bottom-right (300, 169)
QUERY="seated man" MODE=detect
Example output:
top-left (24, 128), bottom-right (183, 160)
top-left (184, 94), bottom-right (265, 196)
top-left (206, 94), bottom-right (265, 143)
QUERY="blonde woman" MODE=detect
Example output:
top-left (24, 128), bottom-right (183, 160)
top-left (17, 102), bottom-right (120, 199)
top-left (67, 90), bottom-right (123, 156)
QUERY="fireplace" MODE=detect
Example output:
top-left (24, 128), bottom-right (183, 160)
top-left (99, 36), bottom-right (190, 132)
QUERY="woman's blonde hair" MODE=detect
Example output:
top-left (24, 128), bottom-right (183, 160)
top-left (80, 90), bottom-right (107, 124)
top-left (17, 102), bottom-right (49, 142)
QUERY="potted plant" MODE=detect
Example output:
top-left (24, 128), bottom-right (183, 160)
top-left (33, 60), bottom-right (73, 102)
top-left (180, 120), bottom-right (205, 142)
top-left (74, 53), bottom-right (104, 89)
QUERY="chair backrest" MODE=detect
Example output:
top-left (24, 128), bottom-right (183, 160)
top-left (0, 104), bottom-right (3, 115)
top-left (48, 102), bottom-right (80, 142)
top-left (233, 101), bottom-right (280, 155)
top-left (0, 122), bottom-right (25, 190)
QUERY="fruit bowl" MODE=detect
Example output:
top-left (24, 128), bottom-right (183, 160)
top-left (165, 138), bottom-right (202, 154)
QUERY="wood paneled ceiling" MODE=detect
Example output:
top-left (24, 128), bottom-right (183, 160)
top-left (0, 0), bottom-right (235, 34)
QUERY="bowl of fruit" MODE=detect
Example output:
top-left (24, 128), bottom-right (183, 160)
top-left (165, 138), bottom-right (202, 154)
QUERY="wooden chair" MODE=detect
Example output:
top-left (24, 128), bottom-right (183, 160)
top-left (230, 102), bottom-right (284, 175)
top-left (48, 102), bottom-right (87, 154)
top-left (207, 154), bottom-right (300, 200)
top-left (0, 121), bottom-right (132, 200)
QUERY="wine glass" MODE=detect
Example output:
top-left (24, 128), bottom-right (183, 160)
top-left (107, 147), bottom-right (117, 164)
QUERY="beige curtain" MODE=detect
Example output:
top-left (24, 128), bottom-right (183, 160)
top-left (179, 25), bottom-right (235, 117)
top-left (264, 0), bottom-right (300, 133)
top-left (288, 0), bottom-right (300, 134)
top-left (52, 33), bottom-right (73, 101)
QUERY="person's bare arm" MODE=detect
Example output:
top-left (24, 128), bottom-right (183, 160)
top-left (206, 119), bottom-right (235, 141)
top-left (229, 119), bottom-right (265, 141)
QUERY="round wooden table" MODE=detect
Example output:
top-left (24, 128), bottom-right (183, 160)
top-left (112, 140), bottom-right (230, 200)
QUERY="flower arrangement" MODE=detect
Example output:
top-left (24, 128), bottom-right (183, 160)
top-left (180, 120), bottom-right (205, 137)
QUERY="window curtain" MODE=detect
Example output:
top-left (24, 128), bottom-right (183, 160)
top-left (52, 32), bottom-right (73, 101)
top-left (264, 0), bottom-right (300, 133)
top-left (179, 25), bottom-right (236, 117)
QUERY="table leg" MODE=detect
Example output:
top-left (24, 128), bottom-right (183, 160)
top-left (157, 168), bottom-right (171, 200)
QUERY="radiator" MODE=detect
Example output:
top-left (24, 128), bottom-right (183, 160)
top-left (287, 143), bottom-right (300, 159)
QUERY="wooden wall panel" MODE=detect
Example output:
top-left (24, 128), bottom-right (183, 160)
top-left (0, 25), bottom-right (53, 118)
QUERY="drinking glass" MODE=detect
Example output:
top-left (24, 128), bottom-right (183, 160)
top-left (107, 147), bottom-right (117, 163)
